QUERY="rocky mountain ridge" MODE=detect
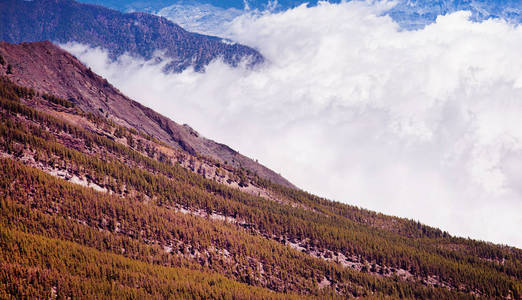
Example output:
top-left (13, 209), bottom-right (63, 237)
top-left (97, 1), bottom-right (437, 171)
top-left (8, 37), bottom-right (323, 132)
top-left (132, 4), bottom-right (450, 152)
top-left (0, 0), bottom-right (263, 72)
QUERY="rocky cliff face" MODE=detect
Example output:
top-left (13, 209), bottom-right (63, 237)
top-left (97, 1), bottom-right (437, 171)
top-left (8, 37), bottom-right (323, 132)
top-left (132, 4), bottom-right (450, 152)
top-left (0, 41), bottom-right (292, 187)
top-left (0, 0), bottom-right (263, 72)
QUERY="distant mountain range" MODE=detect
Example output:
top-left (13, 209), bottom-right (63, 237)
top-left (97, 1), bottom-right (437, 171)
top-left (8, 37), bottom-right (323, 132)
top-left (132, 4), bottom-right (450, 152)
top-left (385, 0), bottom-right (522, 29)
top-left (77, 0), bottom-right (522, 34)
top-left (76, 0), bottom-right (320, 12)
top-left (0, 0), bottom-right (264, 71)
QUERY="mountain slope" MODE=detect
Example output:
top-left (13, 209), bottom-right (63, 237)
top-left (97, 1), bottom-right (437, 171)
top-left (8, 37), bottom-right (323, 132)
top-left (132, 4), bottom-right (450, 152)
top-left (0, 0), bottom-right (263, 72)
top-left (0, 41), bottom-right (521, 299)
top-left (0, 41), bottom-right (292, 188)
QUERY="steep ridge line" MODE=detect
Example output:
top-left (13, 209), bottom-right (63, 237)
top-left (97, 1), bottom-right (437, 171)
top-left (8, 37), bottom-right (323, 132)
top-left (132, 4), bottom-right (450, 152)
top-left (0, 41), bottom-right (294, 188)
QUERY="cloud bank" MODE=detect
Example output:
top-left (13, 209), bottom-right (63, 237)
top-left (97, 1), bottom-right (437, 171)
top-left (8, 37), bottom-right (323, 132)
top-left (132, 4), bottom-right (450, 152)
top-left (63, 1), bottom-right (522, 248)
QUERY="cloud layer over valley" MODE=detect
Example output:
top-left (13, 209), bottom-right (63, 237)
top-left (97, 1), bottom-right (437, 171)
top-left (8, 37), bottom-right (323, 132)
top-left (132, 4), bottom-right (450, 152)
top-left (63, 1), bottom-right (522, 247)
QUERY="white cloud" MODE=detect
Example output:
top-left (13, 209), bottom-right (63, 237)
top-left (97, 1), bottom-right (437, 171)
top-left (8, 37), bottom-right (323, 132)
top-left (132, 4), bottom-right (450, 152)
top-left (63, 1), bottom-right (522, 248)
